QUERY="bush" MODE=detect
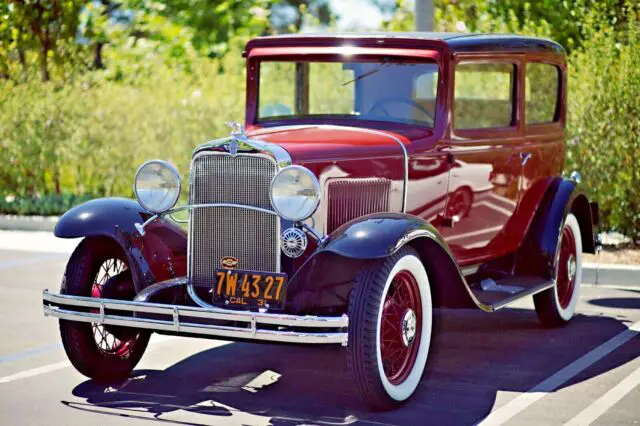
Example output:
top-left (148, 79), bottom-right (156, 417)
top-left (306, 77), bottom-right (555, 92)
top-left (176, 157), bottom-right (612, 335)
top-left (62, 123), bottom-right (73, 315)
top-left (567, 12), bottom-right (640, 243)
top-left (0, 193), bottom-right (94, 216)
top-left (0, 51), bottom-right (246, 202)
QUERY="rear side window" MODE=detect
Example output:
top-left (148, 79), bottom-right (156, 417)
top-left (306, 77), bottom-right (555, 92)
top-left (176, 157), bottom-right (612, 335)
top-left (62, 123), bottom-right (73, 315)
top-left (454, 62), bottom-right (515, 129)
top-left (526, 63), bottom-right (561, 124)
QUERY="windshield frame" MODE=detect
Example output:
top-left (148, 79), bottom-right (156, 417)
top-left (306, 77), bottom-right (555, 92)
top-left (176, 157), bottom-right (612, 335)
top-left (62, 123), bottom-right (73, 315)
top-left (246, 47), bottom-right (444, 131)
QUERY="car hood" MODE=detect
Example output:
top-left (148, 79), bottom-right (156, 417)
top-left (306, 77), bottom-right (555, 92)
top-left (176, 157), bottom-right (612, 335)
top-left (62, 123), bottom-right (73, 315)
top-left (246, 125), bottom-right (415, 163)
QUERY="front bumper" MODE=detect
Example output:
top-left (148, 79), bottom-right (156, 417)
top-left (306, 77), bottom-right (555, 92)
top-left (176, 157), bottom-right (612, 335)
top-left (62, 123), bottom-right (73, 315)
top-left (42, 290), bottom-right (348, 345)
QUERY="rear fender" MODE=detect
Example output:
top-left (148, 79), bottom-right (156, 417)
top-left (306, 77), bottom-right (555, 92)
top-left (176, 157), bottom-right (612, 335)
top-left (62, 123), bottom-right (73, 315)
top-left (55, 198), bottom-right (187, 292)
top-left (516, 177), bottom-right (596, 278)
top-left (287, 213), bottom-right (480, 313)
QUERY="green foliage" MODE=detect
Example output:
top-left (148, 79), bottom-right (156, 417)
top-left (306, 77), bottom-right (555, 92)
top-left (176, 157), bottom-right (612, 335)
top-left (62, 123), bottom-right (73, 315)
top-left (0, 51), bottom-right (246, 201)
top-left (567, 6), bottom-right (640, 243)
top-left (0, 193), bottom-right (94, 215)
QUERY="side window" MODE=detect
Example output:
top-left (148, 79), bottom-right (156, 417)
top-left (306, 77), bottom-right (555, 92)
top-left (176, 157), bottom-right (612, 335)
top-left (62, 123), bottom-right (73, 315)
top-left (526, 63), bottom-right (560, 124)
top-left (454, 62), bottom-right (515, 129)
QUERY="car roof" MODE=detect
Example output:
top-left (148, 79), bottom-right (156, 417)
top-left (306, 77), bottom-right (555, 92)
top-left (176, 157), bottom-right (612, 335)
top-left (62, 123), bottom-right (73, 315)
top-left (246, 32), bottom-right (566, 56)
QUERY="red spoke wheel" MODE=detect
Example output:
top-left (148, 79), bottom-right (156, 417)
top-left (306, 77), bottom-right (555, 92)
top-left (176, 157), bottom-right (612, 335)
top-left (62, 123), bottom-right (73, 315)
top-left (90, 258), bottom-right (137, 358)
top-left (59, 237), bottom-right (150, 382)
top-left (380, 270), bottom-right (422, 385)
top-left (534, 214), bottom-right (582, 327)
top-left (347, 247), bottom-right (432, 410)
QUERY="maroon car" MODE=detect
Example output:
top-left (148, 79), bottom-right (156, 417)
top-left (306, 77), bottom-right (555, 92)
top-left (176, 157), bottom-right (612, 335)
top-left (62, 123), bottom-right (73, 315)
top-left (43, 32), bottom-right (598, 409)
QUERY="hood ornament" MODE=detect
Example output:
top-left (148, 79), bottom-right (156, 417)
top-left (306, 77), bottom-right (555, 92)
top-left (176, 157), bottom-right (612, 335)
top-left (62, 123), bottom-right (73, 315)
top-left (226, 121), bottom-right (245, 157)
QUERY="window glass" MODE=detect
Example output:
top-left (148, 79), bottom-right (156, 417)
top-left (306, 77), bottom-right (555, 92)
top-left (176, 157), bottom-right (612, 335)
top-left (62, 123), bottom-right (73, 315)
top-left (259, 62), bottom-right (296, 118)
top-left (526, 63), bottom-right (560, 124)
top-left (454, 62), bottom-right (515, 129)
top-left (258, 60), bottom-right (439, 127)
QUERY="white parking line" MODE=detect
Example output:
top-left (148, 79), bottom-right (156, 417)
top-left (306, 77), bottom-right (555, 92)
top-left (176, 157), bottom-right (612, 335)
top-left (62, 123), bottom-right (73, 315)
top-left (0, 254), bottom-right (67, 270)
top-left (0, 335), bottom-right (219, 385)
top-left (477, 320), bottom-right (640, 426)
top-left (564, 363), bottom-right (640, 426)
top-left (0, 361), bottom-right (70, 384)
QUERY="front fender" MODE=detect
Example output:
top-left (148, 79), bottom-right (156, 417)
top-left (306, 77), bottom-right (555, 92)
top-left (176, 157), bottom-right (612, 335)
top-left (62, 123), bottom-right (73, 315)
top-left (286, 213), bottom-right (479, 314)
top-left (55, 198), bottom-right (187, 292)
top-left (316, 212), bottom-right (446, 259)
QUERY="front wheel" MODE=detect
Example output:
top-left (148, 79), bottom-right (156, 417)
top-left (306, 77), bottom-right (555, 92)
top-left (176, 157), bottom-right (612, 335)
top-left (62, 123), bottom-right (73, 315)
top-left (59, 237), bottom-right (150, 382)
top-left (534, 213), bottom-right (583, 327)
top-left (347, 247), bottom-right (433, 410)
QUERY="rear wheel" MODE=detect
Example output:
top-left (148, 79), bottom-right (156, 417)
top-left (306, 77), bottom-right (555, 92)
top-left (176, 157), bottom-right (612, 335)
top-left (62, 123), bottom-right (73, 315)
top-left (59, 238), bottom-right (150, 382)
top-left (347, 247), bottom-right (432, 410)
top-left (534, 213), bottom-right (582, 327)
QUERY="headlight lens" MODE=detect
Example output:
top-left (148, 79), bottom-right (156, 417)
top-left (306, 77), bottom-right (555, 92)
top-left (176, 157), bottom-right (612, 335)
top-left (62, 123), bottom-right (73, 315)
top-left (134, 160), bottom-right (181, 213)
top-left (270, 166), bottom-right (321, 221)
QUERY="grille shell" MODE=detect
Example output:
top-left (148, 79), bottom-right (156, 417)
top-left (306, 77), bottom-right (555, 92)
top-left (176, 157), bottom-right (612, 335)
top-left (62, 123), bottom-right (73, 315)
top-left (188, 152), bottom-right (280, 290)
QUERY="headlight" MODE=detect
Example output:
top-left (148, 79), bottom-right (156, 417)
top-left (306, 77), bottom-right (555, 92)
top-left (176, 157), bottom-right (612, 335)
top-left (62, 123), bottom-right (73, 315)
top-left (270, 165), bottom-right (321, 221)
top-left (134, 160), bottom-right (181, 214)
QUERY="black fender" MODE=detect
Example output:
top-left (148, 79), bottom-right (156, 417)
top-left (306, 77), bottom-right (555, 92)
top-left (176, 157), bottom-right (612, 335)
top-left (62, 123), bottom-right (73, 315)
top-left (286, 213), bottom-right (478, 314)
top-left (55, 198), bottom-right (187, 292)
top-left (516, 177), bottom-right (596, 279)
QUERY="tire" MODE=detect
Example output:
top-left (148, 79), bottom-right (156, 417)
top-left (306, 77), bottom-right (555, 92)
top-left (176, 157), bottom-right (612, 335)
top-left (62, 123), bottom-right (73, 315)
top-left (347, 247), bottom-right (433, 410)
top-left (534, 213), bottom-right (582, 327)
top-left (59, 237), bottom-right (150, 382)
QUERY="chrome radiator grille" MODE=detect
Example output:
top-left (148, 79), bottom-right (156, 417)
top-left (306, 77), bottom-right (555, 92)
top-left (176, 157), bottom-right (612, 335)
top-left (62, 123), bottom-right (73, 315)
top-left (189, 153), bottom-right (279, 289)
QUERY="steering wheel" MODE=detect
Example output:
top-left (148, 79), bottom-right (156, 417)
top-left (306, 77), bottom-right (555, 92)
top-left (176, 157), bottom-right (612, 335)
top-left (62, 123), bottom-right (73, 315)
top-left (367, 97), bottom-right (435, 124)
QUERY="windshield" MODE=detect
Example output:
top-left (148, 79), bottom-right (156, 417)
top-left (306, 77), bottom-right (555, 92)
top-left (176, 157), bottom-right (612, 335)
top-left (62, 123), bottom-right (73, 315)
top-left (257, 59), bottom-right (439, 127)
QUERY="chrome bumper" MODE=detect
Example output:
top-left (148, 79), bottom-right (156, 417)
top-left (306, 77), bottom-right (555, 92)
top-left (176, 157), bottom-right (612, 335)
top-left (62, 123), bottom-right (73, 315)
top-left (42, 290), bottom-right (348, 346)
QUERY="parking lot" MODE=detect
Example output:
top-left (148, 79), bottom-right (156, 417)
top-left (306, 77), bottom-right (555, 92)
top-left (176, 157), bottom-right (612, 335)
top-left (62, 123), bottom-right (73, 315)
top-left (0, 231), bottom-right (638, 425)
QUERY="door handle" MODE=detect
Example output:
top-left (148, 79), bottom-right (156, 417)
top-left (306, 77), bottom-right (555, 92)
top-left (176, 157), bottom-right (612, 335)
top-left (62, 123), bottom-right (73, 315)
top-left (520, 152), bottom-right (532, 166)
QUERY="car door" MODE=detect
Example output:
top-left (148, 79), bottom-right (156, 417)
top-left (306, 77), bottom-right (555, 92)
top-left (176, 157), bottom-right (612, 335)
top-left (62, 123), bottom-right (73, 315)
top-left (439, 57), bottom-right (524, 266)
top-left (505, 59), bottom-right (566, 245)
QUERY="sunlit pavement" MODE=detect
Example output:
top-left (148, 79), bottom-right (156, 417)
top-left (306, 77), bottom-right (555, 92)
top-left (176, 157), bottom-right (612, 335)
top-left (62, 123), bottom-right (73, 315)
top-left (0, 231), bottom-right (638, 425)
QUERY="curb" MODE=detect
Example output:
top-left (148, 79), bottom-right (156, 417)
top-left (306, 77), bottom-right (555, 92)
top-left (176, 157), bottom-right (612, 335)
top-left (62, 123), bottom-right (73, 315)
top-left (0, 214), bottom-right (59, 232)
top-left (1, 215), bottom-right (638, 286)
top-left (582, 263), bottom-right (640, 287)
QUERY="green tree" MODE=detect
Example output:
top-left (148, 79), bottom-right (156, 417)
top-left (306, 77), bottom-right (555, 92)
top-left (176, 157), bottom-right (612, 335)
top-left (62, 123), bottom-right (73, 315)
top-left (7, 0), bottom-right (83, 81)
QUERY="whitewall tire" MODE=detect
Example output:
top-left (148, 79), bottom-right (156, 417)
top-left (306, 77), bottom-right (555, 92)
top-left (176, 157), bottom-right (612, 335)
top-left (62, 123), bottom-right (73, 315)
top-left (534, 213), bottom-right (582, 326)
top-left (347, 247), bottom-right (432, 409)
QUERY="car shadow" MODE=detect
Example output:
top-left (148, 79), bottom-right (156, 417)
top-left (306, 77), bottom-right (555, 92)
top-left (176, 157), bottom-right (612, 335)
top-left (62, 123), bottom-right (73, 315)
top-left (588, 289), bottom-right (640, 309)
top-left (63, 308), bottom-right (639, 425)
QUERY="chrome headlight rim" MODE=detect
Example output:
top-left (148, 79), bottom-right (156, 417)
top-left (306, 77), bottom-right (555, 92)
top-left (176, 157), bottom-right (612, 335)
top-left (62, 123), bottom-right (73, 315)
top-left (269, 165), bottom-right (321, 222)
top-left (134, 159), bottom-right (181, 214)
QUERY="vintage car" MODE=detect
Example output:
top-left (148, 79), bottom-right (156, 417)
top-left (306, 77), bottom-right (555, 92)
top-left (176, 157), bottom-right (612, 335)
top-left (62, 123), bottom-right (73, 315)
top-left (42, 32), bottom-right (599, 409)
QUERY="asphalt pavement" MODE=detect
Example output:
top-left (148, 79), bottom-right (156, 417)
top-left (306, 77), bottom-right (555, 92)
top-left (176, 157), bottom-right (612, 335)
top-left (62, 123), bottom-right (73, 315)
top-left (0, 231), bottom-right (638, 425)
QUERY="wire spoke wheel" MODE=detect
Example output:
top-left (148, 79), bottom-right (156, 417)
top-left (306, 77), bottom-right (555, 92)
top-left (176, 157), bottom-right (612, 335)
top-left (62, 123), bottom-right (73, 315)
top-left (90, 258), bottom-right (137, 358)
top-left (380, 270), bottom-right (423, 385)
top-left (556, 226), bottom-right (577, 309)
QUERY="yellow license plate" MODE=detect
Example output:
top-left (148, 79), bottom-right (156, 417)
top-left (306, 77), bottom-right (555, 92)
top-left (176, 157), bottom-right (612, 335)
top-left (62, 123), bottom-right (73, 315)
top-left (213, 268), bottom-right (287, 310)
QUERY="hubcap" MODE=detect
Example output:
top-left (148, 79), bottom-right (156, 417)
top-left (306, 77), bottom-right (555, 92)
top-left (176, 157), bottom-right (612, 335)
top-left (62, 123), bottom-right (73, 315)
top-left (567, 254), bottom-right (576, 282)
top-left (401, 309), bottom-right (417, 347)
top-left (556, 225), bottom-right (577, 309)
top-left (380, 270), bottom-right (422, 385)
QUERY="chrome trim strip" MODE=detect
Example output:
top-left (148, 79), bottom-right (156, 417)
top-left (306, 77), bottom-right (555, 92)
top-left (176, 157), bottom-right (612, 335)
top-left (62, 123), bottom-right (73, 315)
top-left (316, 125), bottom-right (409, 213)
top-left (193, 134), bottom-right (293, 169)
top-left (43, 289), bottom-right (348, 345)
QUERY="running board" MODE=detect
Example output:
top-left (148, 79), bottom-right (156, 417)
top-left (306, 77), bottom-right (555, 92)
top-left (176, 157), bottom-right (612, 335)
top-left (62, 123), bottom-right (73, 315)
top-left (470, 276), bottom-right (554, 311)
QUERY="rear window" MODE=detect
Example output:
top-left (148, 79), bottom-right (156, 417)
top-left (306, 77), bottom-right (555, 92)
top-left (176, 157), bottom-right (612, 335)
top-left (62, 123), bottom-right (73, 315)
top-left (526, 63), bottom-right (561, 124)
top-left (454, 62), bottom-right (515, 129)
